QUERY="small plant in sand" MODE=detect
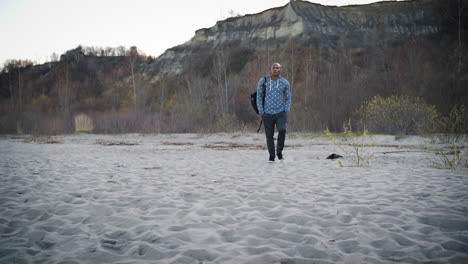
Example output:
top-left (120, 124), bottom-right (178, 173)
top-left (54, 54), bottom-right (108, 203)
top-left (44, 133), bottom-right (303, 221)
top-left (74, 113), bottom-right (94, 133)
top-left (431, 137), bottom-right (468, 169)
top-left (426, 104), bottom-right (468, 144)
top-left (325, 120), bottom-right (374, 167)
top-left (425, 105), bottom-right (468, 169)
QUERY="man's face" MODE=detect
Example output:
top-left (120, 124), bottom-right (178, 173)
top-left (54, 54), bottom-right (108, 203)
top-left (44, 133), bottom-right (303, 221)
top-left (271, 64), bottom-right (281, 76)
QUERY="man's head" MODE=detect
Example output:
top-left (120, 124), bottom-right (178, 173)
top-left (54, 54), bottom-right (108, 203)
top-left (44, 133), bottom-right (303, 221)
top-left (271, 63), bottom-right (281, 77)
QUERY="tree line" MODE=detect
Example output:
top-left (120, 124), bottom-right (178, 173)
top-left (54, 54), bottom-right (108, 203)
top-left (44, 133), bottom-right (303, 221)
top-left (0, 33), bottom-right (466, 135)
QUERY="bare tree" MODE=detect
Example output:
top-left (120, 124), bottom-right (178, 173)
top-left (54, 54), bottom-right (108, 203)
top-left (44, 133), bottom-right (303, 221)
top-left (3, 59), bottom-right (34, 112)
top-left (17, 67), bottom-right (22, 113)
top-left (55, 64), bottom-right (71, 112)
top-left (457, 0), bottom-right (464, 75)
top-left (127, 46), bottom-right (139, 114)
top-left (50, 52), bottom-right (59, 62)
top-left (211, 50), bottom-right (230, 113)
top-left (185, 73), bottom-right (211, 107)
top-left (283, 40), bottom-right (298, 88)
top-left (117, 46), bottom-right (126, 56)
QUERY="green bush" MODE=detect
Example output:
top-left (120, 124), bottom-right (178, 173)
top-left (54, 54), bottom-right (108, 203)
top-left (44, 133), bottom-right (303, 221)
top-left (358, 95), bottom-right (439, 135)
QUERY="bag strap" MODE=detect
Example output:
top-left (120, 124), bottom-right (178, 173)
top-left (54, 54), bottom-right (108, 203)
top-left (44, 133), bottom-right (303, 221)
top-left (256, 119), bottom-right (263, 132)
top-left (262, 76), bottom-right (267, 109)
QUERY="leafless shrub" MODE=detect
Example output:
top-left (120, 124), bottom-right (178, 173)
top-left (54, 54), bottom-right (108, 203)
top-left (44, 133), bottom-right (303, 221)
top-left (14, 112), bottom-right (72, 135)
top-left (216, 113), bottom-right (246, 132)
top-left (0, 113), bottom-right (19, 134)
top-left (93, 111), bottom-right (140, 133)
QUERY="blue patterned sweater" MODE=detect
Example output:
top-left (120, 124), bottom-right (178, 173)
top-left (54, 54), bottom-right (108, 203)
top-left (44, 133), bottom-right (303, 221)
top-left (256, 75), bottom-right (291, 115)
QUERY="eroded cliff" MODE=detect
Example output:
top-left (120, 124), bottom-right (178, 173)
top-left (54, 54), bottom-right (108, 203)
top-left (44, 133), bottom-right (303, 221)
top-left (148, 0), bottom-right (462, 75)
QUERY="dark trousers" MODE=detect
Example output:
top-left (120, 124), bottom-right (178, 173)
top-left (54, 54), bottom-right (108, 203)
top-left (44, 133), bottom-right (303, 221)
top-left (263, 111), bottom-right (287, 158)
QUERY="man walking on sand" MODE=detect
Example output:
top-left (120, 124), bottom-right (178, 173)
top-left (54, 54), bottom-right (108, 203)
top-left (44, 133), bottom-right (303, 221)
top-left (256, 63), bottom-right (292, 162)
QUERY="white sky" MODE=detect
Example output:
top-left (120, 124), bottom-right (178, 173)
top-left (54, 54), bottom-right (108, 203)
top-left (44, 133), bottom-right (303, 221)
top-left (0, 0), bottom-right (391, 65)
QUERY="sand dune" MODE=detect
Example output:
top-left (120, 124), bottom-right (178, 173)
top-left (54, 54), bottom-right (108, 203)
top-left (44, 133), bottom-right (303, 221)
top-left (1, 133), bottom-right (467, 264)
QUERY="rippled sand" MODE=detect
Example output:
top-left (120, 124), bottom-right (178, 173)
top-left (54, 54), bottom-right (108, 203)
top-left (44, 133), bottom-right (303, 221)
top-left (1, 133), bottom-right (467, 264)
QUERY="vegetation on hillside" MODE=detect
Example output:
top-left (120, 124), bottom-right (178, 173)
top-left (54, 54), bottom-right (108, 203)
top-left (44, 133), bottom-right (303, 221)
top-left (0, 0), bottom-right (466, 135)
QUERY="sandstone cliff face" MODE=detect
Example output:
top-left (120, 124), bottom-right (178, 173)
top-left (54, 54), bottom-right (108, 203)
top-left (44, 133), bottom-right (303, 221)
top-left (148, 0), bottom-right (463, 75)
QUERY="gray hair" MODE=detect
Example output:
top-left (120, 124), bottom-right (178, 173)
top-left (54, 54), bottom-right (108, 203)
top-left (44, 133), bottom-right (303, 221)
top-left (271, 63), bottom-right (281, 68)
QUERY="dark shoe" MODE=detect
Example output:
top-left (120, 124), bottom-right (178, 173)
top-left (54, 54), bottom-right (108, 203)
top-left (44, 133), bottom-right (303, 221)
top-left (277, 153), bottom-right (284, 160)
top-left (269, 156), bottom-right (275, 163)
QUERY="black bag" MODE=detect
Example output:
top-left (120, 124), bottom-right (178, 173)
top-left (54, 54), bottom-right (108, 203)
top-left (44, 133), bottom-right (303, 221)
top-left (250, 76), bottom-right (267, 114)
top-left (250, 92), bottom-right (260, 114)
top-left (250, 76), bottom-right (267, 132)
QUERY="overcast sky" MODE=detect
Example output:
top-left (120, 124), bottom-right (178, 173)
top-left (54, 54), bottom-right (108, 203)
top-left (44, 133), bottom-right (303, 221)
top-left (1, 0), bottom-right (395, 65)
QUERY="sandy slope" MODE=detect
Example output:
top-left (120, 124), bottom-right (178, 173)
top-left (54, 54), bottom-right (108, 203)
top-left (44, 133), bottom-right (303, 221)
top-left (0, 133), bottom-right (467, 264)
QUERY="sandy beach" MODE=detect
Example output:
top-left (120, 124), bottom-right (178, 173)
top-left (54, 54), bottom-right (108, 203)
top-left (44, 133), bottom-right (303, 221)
top-left (1, 133), bottom-right (467, 264)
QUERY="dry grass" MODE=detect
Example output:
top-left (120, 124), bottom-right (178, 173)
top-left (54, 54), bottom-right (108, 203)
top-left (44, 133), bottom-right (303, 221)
top-left (96, 140), bottom-right (139, 146)
top-left (203, 142), bottom-right (265, 150)
top-left (202, 142), bottom-right (303, 150)
top-left (74, 114), bottom-right (94, 133)
top-left (23, 136), bottom-right (61, 144)
top-left (161, 142), bottom-right (194, 146)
